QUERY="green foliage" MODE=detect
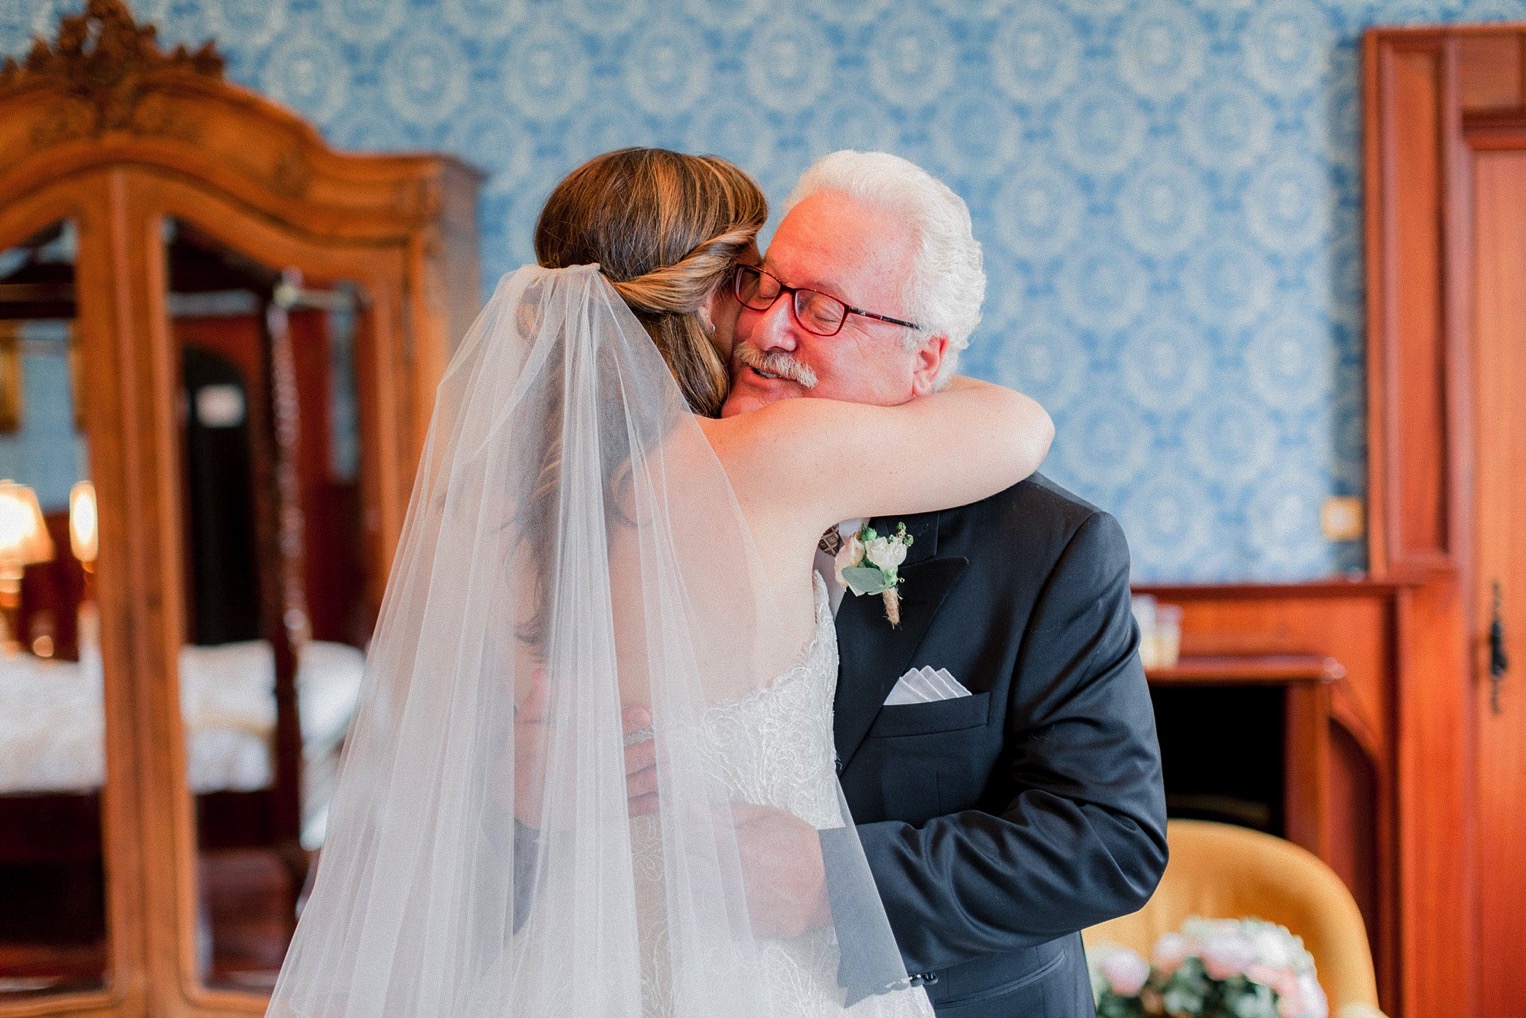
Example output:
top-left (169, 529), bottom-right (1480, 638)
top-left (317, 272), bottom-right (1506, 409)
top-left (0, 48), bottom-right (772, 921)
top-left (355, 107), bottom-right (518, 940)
top-left (1095, 991), bottom-right (1146, 1018)
top-left (840, 565), bottom-right (892, 595)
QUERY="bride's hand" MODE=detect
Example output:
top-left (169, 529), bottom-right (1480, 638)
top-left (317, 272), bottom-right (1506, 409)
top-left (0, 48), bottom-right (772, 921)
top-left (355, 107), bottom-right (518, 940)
top-left (623, 704), bottom-right (659, 816)
top-left (513, 672), bottom-right (662, 826)
top-left (727, 803), bottom-right (832, 938)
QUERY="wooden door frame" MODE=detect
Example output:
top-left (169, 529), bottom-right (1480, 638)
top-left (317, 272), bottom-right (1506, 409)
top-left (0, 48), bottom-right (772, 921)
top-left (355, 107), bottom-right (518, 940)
top-left (1364, 23), bottom-right (1526, 1018)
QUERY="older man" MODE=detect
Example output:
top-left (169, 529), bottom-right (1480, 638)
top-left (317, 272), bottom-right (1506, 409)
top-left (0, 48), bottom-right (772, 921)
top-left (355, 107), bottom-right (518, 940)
top-left (724, 150), bottom-right (1168, 1017)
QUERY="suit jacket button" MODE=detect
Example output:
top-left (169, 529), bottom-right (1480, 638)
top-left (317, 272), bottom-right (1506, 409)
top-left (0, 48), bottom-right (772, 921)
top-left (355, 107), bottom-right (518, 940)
top-left (923, 972), bottom-right (939, 985)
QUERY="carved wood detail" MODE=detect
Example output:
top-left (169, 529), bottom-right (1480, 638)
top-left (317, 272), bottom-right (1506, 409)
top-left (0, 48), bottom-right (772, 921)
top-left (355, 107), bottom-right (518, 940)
top-left (0, 0), bottom-right (222, 141)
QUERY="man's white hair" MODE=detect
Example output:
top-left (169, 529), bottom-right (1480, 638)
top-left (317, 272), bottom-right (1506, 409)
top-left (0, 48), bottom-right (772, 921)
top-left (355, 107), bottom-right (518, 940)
top-left (784, 150), bottom-right (984, 386)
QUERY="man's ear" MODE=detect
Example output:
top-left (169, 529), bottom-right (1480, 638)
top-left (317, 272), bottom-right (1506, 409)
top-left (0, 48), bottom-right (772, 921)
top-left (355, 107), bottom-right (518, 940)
top-left (909, 333), bottom-right (949, 397)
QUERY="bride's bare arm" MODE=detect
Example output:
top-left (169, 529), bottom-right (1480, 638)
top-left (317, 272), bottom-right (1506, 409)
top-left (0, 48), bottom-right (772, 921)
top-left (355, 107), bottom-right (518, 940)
top-left (705, 378), bottom-right (1053, 526)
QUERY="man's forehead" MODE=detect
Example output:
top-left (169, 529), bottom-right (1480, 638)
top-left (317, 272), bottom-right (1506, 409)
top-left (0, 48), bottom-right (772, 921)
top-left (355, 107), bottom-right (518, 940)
top-left (764, 192), bottom-right (904, 287)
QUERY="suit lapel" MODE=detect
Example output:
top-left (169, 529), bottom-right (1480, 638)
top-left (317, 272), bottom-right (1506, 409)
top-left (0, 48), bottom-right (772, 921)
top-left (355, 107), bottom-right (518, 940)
top-left (832, 512), bottom-right (968, 769)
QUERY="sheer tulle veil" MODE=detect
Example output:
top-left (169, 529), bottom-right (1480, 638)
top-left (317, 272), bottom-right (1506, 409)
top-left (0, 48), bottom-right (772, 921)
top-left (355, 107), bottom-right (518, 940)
top-left (265, 265), bottom-right (927, 1016)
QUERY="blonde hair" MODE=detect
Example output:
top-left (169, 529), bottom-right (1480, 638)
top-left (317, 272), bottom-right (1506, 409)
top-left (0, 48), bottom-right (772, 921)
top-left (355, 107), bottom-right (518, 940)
top-left (535, 148), bottom-right (767, 417)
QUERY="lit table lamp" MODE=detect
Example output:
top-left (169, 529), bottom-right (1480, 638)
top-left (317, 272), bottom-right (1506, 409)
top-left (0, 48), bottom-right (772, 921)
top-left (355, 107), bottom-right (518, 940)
top-left (69, 481), bottom-right (97, 572)
top-left (0, 480), bottom-right (55, 654)
top-left (69, 481), bottom-right (100, 656)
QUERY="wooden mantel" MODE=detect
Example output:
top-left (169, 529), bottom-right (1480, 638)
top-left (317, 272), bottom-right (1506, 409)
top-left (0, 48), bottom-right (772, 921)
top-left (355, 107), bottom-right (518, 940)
top-left (1133, 584), bottom-right (1400, 1012)
top-left (1148, 653), bottom-right (1347, 686)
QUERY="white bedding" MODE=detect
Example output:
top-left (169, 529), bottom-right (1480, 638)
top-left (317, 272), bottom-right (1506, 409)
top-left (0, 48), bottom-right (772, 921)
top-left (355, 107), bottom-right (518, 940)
top-left (0, 640), bottom-right (365, 812)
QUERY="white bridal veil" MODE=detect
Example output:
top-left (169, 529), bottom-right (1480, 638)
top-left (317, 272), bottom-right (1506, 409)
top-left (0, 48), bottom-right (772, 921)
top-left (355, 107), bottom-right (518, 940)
top-left (266, 266), bottom-right (927, 1017)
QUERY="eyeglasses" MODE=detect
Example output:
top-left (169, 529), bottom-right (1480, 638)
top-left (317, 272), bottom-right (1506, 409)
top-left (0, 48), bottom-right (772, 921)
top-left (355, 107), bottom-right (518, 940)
top-left (732, 264), bottom-right (923, 337)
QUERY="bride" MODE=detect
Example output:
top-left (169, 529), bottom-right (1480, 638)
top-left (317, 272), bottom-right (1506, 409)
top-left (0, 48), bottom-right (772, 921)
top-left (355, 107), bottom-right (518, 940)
top-left (265, 148), bottom-right (1052, 1017)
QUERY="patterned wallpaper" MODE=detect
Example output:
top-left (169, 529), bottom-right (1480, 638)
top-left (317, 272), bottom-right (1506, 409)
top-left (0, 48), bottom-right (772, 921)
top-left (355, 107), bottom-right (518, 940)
top-left (4, 0), bottom-right (1525, 581)
top-left (0, 325), bottom-right (88, 512)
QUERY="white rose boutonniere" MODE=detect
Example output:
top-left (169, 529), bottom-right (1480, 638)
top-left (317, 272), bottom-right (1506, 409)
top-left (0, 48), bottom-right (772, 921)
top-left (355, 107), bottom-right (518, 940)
top-left (836, 522), bottom-right (914, 626)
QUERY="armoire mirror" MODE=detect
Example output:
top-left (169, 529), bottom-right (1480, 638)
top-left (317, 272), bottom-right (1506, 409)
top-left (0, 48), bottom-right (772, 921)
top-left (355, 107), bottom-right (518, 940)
top-left (0, 220), bottom-right (108, 1000)
top-left (161, 219), bottom-right (375, 990)
top-left (0, 2), bottom-right (480, 1012)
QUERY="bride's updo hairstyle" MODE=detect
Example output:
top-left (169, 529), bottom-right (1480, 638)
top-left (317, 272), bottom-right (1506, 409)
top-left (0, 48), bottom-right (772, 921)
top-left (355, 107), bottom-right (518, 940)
top-left (534, 147), bottom-right (766, 417)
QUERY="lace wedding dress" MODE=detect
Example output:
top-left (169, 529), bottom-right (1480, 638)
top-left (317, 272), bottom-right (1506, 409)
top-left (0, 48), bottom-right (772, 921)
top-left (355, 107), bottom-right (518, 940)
top-left (267, 266), bottom-right (927, 1018)
top-left (629, 575), bottom-right (931, 1018)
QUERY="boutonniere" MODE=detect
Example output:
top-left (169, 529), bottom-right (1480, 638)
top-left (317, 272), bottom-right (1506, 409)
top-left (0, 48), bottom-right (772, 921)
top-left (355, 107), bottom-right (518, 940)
top-left (835, 522), bottom-right (914, 626)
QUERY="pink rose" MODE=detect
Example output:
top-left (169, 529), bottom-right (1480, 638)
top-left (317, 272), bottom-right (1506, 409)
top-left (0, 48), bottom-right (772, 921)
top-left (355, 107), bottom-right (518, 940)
top-left (1099, 948), bottom-right (1150, 997)
top-left (1201, 933), bottom-right (1256, 980)
top-left (1151, 932), bottom-right (1195, 976)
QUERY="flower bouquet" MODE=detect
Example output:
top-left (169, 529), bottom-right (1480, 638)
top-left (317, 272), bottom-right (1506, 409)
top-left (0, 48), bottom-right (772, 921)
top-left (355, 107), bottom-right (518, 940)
top-left (1090, 917), bottom-right (1328, 1018)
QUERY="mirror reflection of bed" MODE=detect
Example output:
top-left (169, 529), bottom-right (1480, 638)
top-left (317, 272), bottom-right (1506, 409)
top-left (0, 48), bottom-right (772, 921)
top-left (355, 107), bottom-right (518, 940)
top-left (168, 219), bottom-right (372, 989)
top-left (0, 219), bottom-right (107, 996)
top-left (0, 219), bottom-right (374, 993)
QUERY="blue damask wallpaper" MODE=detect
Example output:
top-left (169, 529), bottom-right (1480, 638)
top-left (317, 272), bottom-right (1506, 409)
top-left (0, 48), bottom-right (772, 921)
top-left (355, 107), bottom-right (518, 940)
top-left (4, 0), bottom-right (1524, 581)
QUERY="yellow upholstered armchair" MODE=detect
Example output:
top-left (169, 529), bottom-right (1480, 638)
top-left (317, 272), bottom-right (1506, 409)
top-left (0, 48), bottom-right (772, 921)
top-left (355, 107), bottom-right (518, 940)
top-left (1083, 820), bottom-right (1386, 1018)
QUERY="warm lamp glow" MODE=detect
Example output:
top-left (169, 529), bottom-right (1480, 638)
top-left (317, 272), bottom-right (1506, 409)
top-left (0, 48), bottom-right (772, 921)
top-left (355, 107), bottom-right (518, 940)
top-left (0, 480), bottom-right (54, 572)
top-left (69, 481), bottom-right (98, 567)
top-left (0, 479), bottom-right (53, 654)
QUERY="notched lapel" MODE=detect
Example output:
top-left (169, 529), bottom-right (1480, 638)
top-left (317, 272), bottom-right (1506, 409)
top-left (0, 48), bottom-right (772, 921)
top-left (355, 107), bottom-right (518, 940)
top-left (833, 554), bottom-right (968, 769)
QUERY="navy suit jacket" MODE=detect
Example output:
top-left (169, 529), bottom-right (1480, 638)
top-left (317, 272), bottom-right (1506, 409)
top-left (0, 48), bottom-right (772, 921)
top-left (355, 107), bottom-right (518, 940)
top-left (828, 474), bottom-right (1168, 1017)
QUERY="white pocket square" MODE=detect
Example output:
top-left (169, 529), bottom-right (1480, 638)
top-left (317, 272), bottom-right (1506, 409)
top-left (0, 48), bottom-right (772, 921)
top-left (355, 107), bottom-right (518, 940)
top-left (884, 666), bottom-right (971, 706)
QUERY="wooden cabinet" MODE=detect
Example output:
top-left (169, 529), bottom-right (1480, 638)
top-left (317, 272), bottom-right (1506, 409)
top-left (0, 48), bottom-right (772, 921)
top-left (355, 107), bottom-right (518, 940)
top-left (0, 2), bottom-right (479, 1014)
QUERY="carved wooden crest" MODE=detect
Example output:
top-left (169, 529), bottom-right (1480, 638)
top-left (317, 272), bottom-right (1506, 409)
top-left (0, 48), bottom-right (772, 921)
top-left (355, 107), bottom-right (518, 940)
top-left (0, 0), bottom-right (223, 135)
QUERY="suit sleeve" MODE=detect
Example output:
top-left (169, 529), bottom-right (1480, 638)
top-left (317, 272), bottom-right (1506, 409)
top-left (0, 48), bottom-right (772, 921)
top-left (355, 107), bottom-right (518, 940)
top-left (853, 510), bottom-right (1168, 974)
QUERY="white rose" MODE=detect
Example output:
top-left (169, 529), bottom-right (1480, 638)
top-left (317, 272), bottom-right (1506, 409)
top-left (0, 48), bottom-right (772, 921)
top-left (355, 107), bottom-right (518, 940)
top-left (1250, 927), bottom-right (1292, 969)
top-left (1291, 972), bottom-right (1328, 1018)
top-left (864, 537), bottom-right (906, 571)
top-left (834, 534), bottom-right (865, 585)
top-left (1201, 933), bottom-right (1255, 980)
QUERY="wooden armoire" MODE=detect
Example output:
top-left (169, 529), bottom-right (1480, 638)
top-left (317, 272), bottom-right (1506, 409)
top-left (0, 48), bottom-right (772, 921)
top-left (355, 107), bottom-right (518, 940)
top-left (0, 1), bottom-right (479, 1014)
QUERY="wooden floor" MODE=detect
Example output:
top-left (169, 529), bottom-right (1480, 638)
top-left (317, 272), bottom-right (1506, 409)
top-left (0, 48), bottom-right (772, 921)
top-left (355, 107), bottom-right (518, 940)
top-left (199, 848), bottom-right (299, 990)
top-left (0, 848), bottom-right (298, 997)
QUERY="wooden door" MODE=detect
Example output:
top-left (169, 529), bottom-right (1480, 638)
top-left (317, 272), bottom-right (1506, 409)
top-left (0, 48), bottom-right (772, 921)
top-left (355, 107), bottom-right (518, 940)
top-left (1470, 147), bottom-right (1526, 1018)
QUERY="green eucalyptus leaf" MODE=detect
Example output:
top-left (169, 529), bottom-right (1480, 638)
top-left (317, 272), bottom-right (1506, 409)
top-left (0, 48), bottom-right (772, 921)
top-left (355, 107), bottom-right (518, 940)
top-left (842, 566), bottom-right (892, 595)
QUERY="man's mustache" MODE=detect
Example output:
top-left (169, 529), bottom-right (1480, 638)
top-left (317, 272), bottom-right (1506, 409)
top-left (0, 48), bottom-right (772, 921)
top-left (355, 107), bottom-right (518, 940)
top-left (733, 344), bottom-right (818, 389)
